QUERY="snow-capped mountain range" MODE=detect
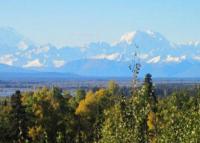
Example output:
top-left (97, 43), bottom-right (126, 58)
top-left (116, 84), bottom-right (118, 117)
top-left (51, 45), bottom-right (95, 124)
top-left (0, 27), bottom-right (200, 77)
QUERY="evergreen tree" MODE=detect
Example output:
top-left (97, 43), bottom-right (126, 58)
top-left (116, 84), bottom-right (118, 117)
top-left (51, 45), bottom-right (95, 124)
top-left (0, 98), bottom-right (12, 143)
top-left (144, 73), bottom-right (157, 142)
top-left (10, 90), bottom-right (29, 143)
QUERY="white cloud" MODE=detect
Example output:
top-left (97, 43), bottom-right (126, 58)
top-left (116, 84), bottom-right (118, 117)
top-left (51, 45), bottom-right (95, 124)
top-left (23, 59), bottom-right (43, 68)
top-left (0, 54), bottom-right (17, 65)
top-left (53, 60), bottom-right (65, 68)
top-left (147, 56), bottom-right (161, 64)
top-left (91, 53), bottom-right (121, 61)
top-left (18, 41), bottom-right (28, 51)
top-left (119, 32), bottom-right (136, 44)
top-left (193, 56), bottom-right (200, 61)
top-left (165, 55), bottom-right (186, 63)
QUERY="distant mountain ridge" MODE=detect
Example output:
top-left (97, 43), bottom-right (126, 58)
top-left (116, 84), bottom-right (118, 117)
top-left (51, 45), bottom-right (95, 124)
top-left (0, 64), bottom-right (79, 80)
top-left (0, 27), bottom-right (200, 77)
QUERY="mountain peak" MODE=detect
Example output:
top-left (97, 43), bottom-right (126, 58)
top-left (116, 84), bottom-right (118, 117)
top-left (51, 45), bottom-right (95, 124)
top-left (0, 26), bottom-right (23, 38)
top-left (0, 27), bottom-right (200, 77)
top-left (118, 30), bottom-right (166, 45)
top-left (119, 31), bottom-right (137, 44)
top-left (0, 27), bottom-right (24, 48)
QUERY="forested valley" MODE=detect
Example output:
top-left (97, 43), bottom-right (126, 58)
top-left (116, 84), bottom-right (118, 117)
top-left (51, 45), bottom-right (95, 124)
top-left (1, 74), bottom-right (200, 143)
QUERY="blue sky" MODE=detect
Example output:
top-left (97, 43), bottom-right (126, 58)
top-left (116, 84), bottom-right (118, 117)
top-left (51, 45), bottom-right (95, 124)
top-left (0, 0), bottom-right (199, 46)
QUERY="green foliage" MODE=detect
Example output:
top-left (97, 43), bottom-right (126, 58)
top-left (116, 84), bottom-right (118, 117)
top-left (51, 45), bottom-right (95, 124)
top-left (0, 99), bottom-right (12, 143)
top-left (68, 88), bottom-right (86, 110)
top-left (2, 78), bottom-right (200, 143)
top-left (22, 87), bottom-right (76, 143)
top-left (10, 90), bottom-right (29, 142)
top-left (75, 89), bottom-right (111, 143)
top-left (100, 98), bottom-right (136, 143)
top-left (100, 74), bottom-right (157, 143)
top-left (156, 91), bottom-right (200, 143)
top-left (108, 80), bottom-right (119, 96)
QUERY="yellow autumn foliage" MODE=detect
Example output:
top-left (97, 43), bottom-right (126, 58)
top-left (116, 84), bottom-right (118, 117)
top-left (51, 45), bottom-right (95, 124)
top-left (28, 126), bottom-right (45, 141)
top-left (33, 104), bottom-right (43, 119)
top-left (147, 111), bottom-right (156, 130)
top-left (75, 89), bottom-right (107, 116)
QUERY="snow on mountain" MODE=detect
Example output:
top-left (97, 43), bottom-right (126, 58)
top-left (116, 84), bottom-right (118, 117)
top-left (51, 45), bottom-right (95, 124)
top-left (0, 27), bottom-right (200, 77)
top-left (23, 59), bottom-right (44, 68)
top-left (119, 31), bottom-right (136, 44)
top-left (91, 53), bottom-right (121, 61)
top-left (164, 55), bottom-right (186, 63)
top-left (147, 56), bottom-right (161, 64)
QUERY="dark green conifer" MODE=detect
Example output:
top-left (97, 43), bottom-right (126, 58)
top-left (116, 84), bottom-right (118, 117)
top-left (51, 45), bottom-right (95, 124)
top-left (10, 90), bottom-right (29, 143)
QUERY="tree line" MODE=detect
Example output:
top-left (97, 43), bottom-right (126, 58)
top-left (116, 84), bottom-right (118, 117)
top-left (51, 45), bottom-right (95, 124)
top-left (1, 74), bottom-right (200, 143)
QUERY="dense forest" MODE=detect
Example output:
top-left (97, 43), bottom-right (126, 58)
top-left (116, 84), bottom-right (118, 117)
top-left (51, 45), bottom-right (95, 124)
top-left (1, 74), bottom-right (200, 143)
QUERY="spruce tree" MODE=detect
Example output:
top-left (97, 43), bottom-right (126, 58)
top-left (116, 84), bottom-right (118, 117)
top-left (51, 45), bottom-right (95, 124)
top-left (144, 73), bottom-right (157, 142)
top-left (10, 90), bottom-right (28, 142)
